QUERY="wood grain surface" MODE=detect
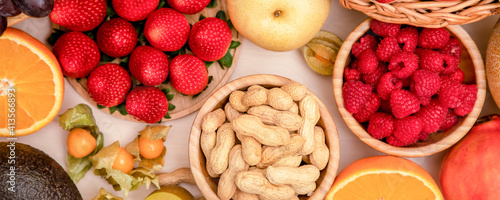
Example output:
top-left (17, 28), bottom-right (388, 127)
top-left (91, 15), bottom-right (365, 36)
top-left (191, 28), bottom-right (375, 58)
top-left (332, 18), bottom-right (486, 157)
top-left (189, 74), bottom-right (340, 200)
top-left (67, 0), bottom-right (243, 122)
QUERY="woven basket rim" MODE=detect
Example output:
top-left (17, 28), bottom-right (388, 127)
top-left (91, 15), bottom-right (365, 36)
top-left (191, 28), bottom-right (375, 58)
top-left (340, 0), bottom-right (500, 28)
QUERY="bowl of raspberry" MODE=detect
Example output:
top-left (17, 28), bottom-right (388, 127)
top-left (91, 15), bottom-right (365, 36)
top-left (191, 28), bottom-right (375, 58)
top-left (333, 18), bottom-right (486, 157)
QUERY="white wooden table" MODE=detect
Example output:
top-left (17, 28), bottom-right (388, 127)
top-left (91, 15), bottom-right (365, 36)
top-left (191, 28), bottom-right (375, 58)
top-left (7, 1), bottom-right (500, 199)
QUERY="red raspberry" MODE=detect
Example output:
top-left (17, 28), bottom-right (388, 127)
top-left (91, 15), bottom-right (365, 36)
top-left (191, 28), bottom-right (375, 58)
top-left (359, 49), bottom-right (379, 74)
top-left (454, 84), bottom-right (478, 116)
top-left (418, 28), bottom-right (450, 49)
top-left (344, 67), bottom-right (361, 82)
top-left (380, 100), bottom-right (392, 114)
top-left (447, 69), bottom-right (465, 83)
top-left (441, 54), bottom-right (460, 75)
top-left (350, 59), bottom-right (359, 69)
top-left (362, 62), bottom-right (387, 87)
top-left (370, 19), bottom-right (400, 37)
top-left (418, 49), bottom-right (444, 73)
top-left (388, 52), bottom-right (419, 79)
top-left (343, 80), bottom-right (373, 114)
top-left (419, 131), bottom-right (432, 141)
top-left (376, 37), bottom-right (402, 62)
top-left (390, 89), bottom-right (420, 118)
top-left (377, 71), bottom-right (403, 100)
top-left (367, 112), bottom-right (394, 139)
top-left (396, 27), bottom-right (418, 52)
top-left (412, 69), bottom-right (441, 97)
top-left (352, 34), bottom-right (377, 59)
top-left (416, 99), bottom-right (448, 134)
top-left (440, 110), bottom-right (458, 132)
top-left (389, 116), bottom-right (422, 147)
top-left (439, 78), bottom-right (465, 108)
top-left (375, 0), bottom-right (395, 3)
top-left (417, 95), bottom-right (432, 106)
top-left (354, 93), bottom-right (381, 123)
top-left (439, 37), bottom-right (461, 58)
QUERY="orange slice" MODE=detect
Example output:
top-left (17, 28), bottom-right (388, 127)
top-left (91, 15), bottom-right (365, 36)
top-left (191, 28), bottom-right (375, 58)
top-left (0, 28), bottom-right (64, 137)
top-left (326, 155), bottom-right (443, 200)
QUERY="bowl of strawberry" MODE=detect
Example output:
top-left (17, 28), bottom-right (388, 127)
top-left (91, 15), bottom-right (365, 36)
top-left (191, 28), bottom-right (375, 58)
top-left (48, 0), bottom-right (243, 123)
top-left (333, 18), bottom-right (486, 157)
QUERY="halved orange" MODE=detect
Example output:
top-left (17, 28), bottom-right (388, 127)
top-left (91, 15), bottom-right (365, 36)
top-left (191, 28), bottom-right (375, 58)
top-left (326, 155), bottom-right (443, 200)
top-left (0, 28), bottom-right (64, 137)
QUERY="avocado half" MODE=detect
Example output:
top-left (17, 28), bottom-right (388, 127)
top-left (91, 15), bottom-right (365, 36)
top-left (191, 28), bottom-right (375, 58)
top-left (0, 142), bottom-right (83, 200)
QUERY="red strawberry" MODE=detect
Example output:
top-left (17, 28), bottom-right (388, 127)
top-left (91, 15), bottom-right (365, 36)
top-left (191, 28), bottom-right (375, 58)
top-left (129, 45), bottom-right (169, 86)
top-left (50, 0), bottom-right (107, 32)
top-left (112, 0), bottom-right (159, 21)
top-left (87, 64), bottom-right (132, 107)
top-left (145, 8), bottom-right (190, 51)
top-left (189, 17), bottom-right (232, 61)
top-left (97, 18), bottom-right (138, 58)
top-left (167, 0), bottom-right (211, 14)
top-left (52, 32), bottom-right (100, 78)
top-left (169, 54), bottom-right (209, 95)
top-left (125, 86), bottom-right (168, 123)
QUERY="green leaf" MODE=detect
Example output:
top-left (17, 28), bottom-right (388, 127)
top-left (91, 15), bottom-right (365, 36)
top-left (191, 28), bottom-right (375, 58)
top-left (207, 0), bottom-right (217, 8)
top-left (166, 94), bottom-right (175, 101)
top-left (227, 19), bottom-right (234, 30)
top-left (205, 61), bottom-right (214, 68)
top-left (117, 102), bottom-right (128, 115)
top-left (218, 51), bottom-right (233, 68)
top-left (106, 0), bottom-right (117, 18)
top-left (101, 54), bottom-right (115, 62)
top-left (109, 106), bottom-right (117, 114)
top-left (97, 104), bottom-right (105, 109)
top-left (216, 10), bottom-right (226, 21)
top-left (199, 14), bottom-right (206, 21)
top-left (47, 29), bottom-right (66, 46)
top-left (230, 41), bottom-right (241, 49)
top-left (208, 75), bottom-right (214, 84)
top-left (164, 113), bottom-right (171, 119)
top-left (157, 0), bottom-right (167, 9)
top-left (161, 88), bottom-right (170, 96)
top-left (168, 103), bottom-right (176, 111)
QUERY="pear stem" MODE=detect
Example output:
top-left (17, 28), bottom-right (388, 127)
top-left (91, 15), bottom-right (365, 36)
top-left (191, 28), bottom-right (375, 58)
top-left (274, 10), bottom-right (281, 17)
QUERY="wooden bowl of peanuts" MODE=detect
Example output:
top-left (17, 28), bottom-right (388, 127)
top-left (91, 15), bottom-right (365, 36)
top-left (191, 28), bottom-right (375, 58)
top-left (189, 74), bottom-right (340, 200)
top-left (332, 18), bottom-right (486, 157)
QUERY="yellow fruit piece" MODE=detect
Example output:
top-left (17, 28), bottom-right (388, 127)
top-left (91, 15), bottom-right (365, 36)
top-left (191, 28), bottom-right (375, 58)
top-left (309, 38), bottom-right (340, 52)
top-left (307, 42), bottom-right (338, 63)
top-left (0, 28), bottom-right (64, 137)
top-left (314, 30), bottom-right (344, 48)
top-left (302, 46), bottom-right (334, 76)
top-left (145, 185), bottom-right (195, 200)
top-left (326, 156), bottom-right (443, 200)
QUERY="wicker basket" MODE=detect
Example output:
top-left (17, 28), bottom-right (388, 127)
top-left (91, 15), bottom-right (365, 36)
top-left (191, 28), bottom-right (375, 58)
top-left (340, 0), bottom-right (500, 28)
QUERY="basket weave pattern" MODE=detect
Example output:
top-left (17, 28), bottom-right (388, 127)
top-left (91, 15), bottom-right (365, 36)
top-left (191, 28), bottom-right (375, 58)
top-left (341, 0), bottom-right (500, 28)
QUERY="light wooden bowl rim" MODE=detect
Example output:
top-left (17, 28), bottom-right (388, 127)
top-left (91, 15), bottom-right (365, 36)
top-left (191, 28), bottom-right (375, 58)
top-left (332, 18), bottom-right (486, 158)
top-left (189, 74), bottom-right (340, 200)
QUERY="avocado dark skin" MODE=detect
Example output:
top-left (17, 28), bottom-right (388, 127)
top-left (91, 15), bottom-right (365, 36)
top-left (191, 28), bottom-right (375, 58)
top-left (0, 142), bottom-right (83, 200)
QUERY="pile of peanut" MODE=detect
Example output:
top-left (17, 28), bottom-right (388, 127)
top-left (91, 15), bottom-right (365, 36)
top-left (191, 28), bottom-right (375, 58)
top-left (200, 83), bottom-right (330, 200)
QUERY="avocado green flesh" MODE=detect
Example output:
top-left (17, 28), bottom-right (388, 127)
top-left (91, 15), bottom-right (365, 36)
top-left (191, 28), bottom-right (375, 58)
top-left (0, 142), bottom-right (83, 200)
